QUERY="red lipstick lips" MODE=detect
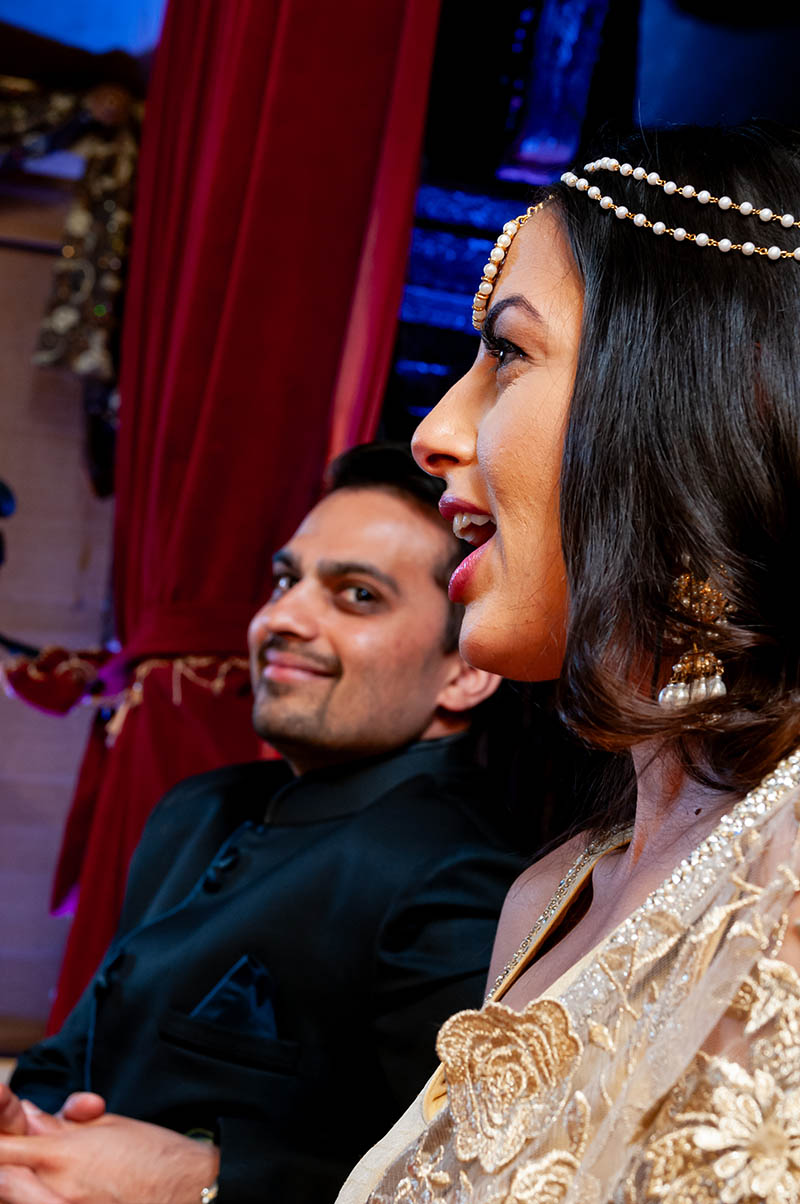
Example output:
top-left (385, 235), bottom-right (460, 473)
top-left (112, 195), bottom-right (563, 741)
top-left (438, 496), bottom-right (492, 522)
top-left (438, 495), bottom-right (497, 603)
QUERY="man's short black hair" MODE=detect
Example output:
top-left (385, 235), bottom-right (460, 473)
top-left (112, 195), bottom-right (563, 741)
top-left (325, 440), bottom-right (445, 511)
top-left (325, 441), bottom-right (464, 653)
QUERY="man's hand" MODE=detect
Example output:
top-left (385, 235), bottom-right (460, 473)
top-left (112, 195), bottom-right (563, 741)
top-left (0, 1088), bottom-right (105, 1137)
top-left (0, 1087), bottom-right (109, 1202)
top-left (0, 1088), bottom-right (32, 1138)
top-left (0, 1112), bottom-right (219, 1204)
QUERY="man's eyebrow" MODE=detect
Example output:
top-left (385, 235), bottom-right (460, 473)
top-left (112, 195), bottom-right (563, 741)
top-left (484, 294), bottom-right (546, 335)
top-left (272, 549), bottom-right (299, 573)
top-left (319, 559), bottom-right (401, 596)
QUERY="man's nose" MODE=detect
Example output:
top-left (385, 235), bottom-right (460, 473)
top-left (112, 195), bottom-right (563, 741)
top-left (248, 582), bottom-right (320, 649)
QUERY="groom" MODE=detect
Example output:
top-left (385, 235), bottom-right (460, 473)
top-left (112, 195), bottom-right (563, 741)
top-left (0, 443), bottom-right (523, 1204)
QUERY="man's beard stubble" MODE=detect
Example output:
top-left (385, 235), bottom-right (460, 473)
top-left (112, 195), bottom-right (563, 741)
top-left (251, 634), bottom-right (340, 752)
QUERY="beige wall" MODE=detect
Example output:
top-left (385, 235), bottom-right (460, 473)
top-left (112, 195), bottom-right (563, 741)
top-left (0, 178), bottom-right (114, 1039)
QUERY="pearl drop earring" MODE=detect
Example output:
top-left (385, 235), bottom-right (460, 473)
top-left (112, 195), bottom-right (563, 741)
top-left (658, 570), bottom-right (732, 710)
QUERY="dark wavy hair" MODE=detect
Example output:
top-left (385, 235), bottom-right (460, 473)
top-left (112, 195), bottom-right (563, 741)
top-left (537, 122), bottom-right (800, 827)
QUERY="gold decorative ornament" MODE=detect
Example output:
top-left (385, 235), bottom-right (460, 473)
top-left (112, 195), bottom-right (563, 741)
top-left (658, 570), bottom-right (732, 710)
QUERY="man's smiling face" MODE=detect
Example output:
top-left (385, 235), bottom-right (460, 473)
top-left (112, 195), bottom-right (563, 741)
top-left (248, 486), bottom-right (461, 774)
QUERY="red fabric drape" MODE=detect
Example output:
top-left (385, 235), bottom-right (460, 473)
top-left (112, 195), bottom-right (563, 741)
top-left (325, 0), bottom-right (441, 460)
top-left (48, 0), bottom-right (441, 1030)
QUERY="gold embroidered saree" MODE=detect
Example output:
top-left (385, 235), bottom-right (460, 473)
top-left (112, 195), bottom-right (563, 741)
top-left (338, 748), bottom-right (800, 1204)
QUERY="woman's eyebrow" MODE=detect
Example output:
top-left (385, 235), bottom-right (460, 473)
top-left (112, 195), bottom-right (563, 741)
top-left (484, 294), bottom-right (546, 335)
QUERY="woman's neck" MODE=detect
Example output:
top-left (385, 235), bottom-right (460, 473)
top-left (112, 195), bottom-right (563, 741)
top-left (622, 741), bottom-right (737, 870)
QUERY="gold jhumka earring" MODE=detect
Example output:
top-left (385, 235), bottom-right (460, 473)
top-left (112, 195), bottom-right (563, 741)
top-left (657, 570), bottom-right (732, 710)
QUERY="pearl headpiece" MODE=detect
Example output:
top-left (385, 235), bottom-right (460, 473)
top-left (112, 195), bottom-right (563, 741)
top-left (472, 199), bottom-right (550, 330)
top-left (561, 156), bottom-right (800, 262)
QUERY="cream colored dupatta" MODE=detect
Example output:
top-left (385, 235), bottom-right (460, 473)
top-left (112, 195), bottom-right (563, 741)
top-left (338, 747), bottom-right (800, 1204)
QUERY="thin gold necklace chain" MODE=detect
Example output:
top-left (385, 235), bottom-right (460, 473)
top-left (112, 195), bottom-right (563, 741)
top-left (484, 826), bottom-right (633, 1004)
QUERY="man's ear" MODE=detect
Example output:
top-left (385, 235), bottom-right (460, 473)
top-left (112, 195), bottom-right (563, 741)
top-left (435, 653), bottom-right (502, 716)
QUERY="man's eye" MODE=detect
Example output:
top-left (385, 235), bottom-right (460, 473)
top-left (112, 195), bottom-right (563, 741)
top-left (342, 585), bottom-right (377, 605)
top-left (271, 572), bottom-right (296, 596)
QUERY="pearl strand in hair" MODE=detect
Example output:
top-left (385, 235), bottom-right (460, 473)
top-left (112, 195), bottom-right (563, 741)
top-left (561, 157), bottom-right (800, 262)
top-left (472, 199), bottom-right (550, 330)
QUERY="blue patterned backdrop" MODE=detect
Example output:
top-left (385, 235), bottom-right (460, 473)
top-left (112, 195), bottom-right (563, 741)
top-left (0, 1), bottom-right (165, 52)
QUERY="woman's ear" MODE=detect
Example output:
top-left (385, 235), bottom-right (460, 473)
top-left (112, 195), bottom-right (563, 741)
top-left (435, 654), bottom-right (502, 716)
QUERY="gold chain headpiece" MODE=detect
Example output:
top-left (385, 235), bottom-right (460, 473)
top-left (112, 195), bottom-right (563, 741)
top-left (561, 156), bottom-right (800, 262)
top-left (472, 198), bottom-right (550, 330)
top-left (472, 154), bottom-right (799, 331)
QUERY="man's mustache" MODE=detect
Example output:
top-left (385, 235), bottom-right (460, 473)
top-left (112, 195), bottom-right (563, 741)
top-left (256, 634), bottom-right (341, 677)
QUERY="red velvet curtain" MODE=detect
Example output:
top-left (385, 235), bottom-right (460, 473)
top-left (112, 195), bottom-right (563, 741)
top-left (48, 0), bottom-right (441, 1030)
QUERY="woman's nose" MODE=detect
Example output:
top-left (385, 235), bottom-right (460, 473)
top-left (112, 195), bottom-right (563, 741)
top-left (411, 371), bottom-right (479, 481)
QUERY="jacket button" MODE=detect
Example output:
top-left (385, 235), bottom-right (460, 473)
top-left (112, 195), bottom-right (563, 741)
top-left (94, 949), bottom-right (124, 993)
top-left (214, 848), bottom-right (239, 872)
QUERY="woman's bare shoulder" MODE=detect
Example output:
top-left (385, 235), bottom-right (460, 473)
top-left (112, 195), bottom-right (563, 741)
top-left (485, 831), bottom-right (589, 990)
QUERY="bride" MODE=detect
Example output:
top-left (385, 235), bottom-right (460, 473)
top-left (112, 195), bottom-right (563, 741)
top-left (338, 122), bottom-right (800, 1203)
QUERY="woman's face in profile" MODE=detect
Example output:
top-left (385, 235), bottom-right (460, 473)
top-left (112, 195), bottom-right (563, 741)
top-left (412, 208), bottom-right (583, 680)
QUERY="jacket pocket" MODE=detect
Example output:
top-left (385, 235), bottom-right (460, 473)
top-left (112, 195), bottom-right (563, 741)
top-left (158, 1009), bottom-right (300, 1074)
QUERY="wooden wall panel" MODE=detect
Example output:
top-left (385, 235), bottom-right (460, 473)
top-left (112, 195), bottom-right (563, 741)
top-left (0, 180), bottom-right (114, 1041)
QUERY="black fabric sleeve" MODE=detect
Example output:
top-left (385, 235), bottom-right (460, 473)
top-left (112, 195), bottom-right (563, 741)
top-left (216, 1118), bottom-right (352, 1204)
top-left (10, 779), bottom-right (206, 1110)
top-left (9, 980), bottom-right (95, 1111)
top-left (370, 844), bottom-right (521, 1107)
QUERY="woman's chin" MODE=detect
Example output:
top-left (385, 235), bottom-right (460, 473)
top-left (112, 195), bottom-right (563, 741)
top-left (458, 601), bottom-right (565, 681)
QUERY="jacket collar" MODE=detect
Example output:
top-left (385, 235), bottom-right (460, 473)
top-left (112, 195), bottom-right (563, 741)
top-left (264, 734), bottom-right (474, 826)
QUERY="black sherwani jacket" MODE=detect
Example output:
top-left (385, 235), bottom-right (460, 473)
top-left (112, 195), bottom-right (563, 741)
top-left (13, 737), bottom-right (524, 1203)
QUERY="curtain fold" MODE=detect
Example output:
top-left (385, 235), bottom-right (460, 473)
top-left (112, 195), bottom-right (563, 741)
top-left (325, 0), bottom-right (442, 459)
top-left (48, 0), bottom-right (442, 1030)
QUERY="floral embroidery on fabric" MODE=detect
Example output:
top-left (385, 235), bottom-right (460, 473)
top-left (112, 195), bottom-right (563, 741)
top-left (732, 959), bottom-right (800, 1088)
top-left (498, 1150), bottom-right (582, 1203)
top-left (394, 1144), bottom-right (451, 1202)
top-left (642, 1060), bottom-right (800, 1203)
top-left (347, 750), bottom-right (800, 1204)
top-left (437, 999), bottom-right (582, 1172)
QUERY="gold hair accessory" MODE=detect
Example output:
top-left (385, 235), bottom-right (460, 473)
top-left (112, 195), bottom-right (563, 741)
top-left (657, 570), bottom-right (732, 710)
top-left (561, 157), bottom-right (800, 262)
top-left (472, 198), bottom-right (550, 330)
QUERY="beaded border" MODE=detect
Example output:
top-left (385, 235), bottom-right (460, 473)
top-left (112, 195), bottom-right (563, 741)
top-left (561, 158), bottom-right (800, 261)
top-left (472, 199), bottom-right (550, 330)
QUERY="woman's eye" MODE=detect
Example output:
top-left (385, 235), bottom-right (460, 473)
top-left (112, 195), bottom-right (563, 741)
top-left (481, 331), bottom-right (524, 372)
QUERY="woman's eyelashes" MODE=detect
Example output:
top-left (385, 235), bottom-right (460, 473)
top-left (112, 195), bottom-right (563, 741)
top-left (480, 327), bottom-right (526, 374)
